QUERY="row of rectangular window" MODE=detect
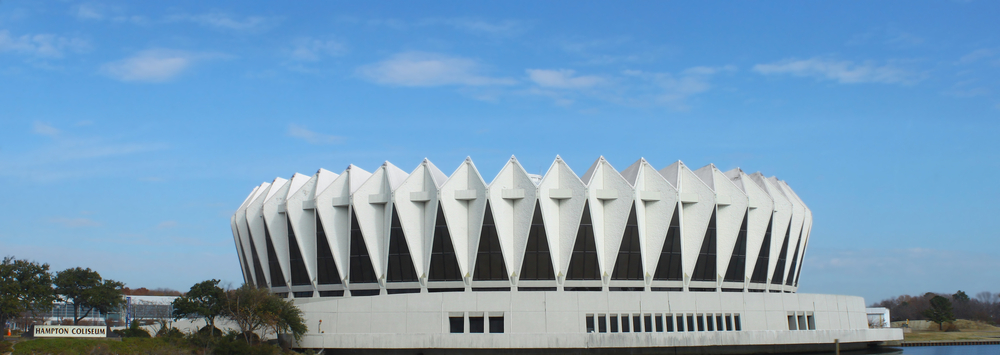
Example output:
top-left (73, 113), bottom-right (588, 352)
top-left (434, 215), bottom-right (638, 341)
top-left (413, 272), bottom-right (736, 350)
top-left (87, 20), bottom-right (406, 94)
top-left (448, 313), bottom-right (504, 334)
top-left (279, 287), bottom-right (795, 298)
top-left (586, 313), bottom-right (742, 333)
top-left (788, 312), bottom-right (816, 330)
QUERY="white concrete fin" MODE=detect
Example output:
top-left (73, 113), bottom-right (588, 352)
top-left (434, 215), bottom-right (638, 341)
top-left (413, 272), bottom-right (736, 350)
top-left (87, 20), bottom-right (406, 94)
top-left (230, 216), bottom-right (248, 284)
top-left (286, 173), bottom-right (311, 200)
top-left (580, 156), bottom-right (602, 185)
top-left (285, 171), bottom-right (321, 288)
top-left (423, 159), bottom-right (450, 188)
top-left (384, 161), bottom-right (409, 190)
top-left (619, 158), bottom-right (644, 186)
top-left (750, 172), bottom-right (792, 286)
top-left (487, 156), bottom-right (537, 279)
top-left (693, 164), bottom-right (718, 192)
top-left (776, 179), bottom-right (805, 286)
top-left (249, 182), bottom-right (270, 208)
top-left (233, 184), bottom-right (263, 278)
top-left (346, 165), bottom-right (372, 194)
top-left (313, 169), bottom-right (339, 199)
top-left (779, 180), bottom-right (811, 286)
top-left (392, 161), bottom-right (442, 280)
top-left (263, 178), bottom-right (294, 287)
top-left (631, 159), bottom-right (679, 280)
top-left (244, 183), bottom-right (273, 286)
top-left (439, 158), bottom-right (489, 277)
top-left (314, 167), bottom-right (357, 284)
top-left (537, 157), bottom-right (587, 276)
top-left (584, 157), bottom-right (635, 277)
top-left (723, 168), bottom-right (747, 194)
top-left (731, 170), bottom-right (774, 288)
top-left (677, 163), bottom-right (716, 285)
top-left (265, 177), bottom-right (289, 202)
top-left (352, 165), bottom-right (394, 280)
top-left (705, 166), bottom-right (749, 284)
top-left (240, 185), bottom-right (261, 209)
top-left (658, 161), bottom-right (682, 188)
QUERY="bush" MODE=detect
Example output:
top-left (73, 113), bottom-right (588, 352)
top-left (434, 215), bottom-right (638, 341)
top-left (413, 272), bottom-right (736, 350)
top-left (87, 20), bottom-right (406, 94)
top-left (210, 331), bottom-right (281, 355)
top-left (113, 321), bottom-right (151, 338)
top-left (0, 340), bottom-right (12, 353)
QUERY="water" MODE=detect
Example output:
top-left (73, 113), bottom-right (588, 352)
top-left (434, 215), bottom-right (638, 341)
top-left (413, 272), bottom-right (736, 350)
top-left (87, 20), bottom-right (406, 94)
top-left (813, 345), bottom-right (1000, 355)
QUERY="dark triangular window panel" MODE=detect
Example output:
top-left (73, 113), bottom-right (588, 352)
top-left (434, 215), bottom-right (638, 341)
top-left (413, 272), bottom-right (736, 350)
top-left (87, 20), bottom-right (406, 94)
top-left (241, 257), bottom-right (254, 287)
top-left (612, 204), bottom-right (643, 281)
top-left (387, 206), bottom-right (419, 282)
top-left (316, 214), bottom-right (342, 285)
top-left (287, 215), bottom-right (311, 286)
top-left (349, 212), bottom-right (378, 284)
top-left (785, 225), bottom-right (804, 286)
top-left (263, 220), bottom-right (287, 287)
top-left (429, 206), bottom-right (463, 281)
top-left (749, 216), bottom-right (772, 284)
top-left (723, 212), bottom-right (749, 283)
top-left (653, 207), bottom-right (682, 281)
top-left (770, 222), bottom-right (792, 285)
top-left (246, 221), bottom-right (267, 287)
top-left (520, 202), bottom-right (555, 281)
top-left (474, 202), bottom-right (509, 281)
top-left (691, 210), bottom-right (718, 282)
top-left (794, 238), bottom-right (808, 287)
top-left (567, 202), bottom-right (601, 280)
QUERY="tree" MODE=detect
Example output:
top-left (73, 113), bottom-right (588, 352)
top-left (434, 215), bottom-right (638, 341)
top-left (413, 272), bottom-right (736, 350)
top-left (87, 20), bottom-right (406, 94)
top-left (0, 257), bottom-right (56, 336)
top-left (53, 267), bottom-right (124, 325)
top-left (223, 285), bottom-right (307, 344)
top-left (923, 295), bottom-right (955, 331)
top-left (172, 279), bottom-right (226, 331)
top-left (953, 290), bottom-right (970, 303)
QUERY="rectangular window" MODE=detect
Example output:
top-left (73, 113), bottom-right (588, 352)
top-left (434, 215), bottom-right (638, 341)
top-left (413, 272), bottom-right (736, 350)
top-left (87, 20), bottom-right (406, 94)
top-left (725, 314), bottom-right (733, 331)
top-left (610, 315), bottom-right (619, 332)
top-left (734, 314), bottom-right (742, 331)
top-left (621, 315), bottom-right (630, 332)
top-left (716, 315), bottom-right (724, 331)
top-left (586, 315), bottom-right (595, 333)
top-left (807, 315), bottom-right (816, 330)
top-left (788, 315), bottom-right (798, 330)
top-left (470, 316), bottom-right (485, 333)
top-left (293, 291), bottom-right (314, 298)
top-left (634, 314), bottom-right (642, 333)
top-left (598, 315), bottom-right (607, 333)
top-left (666, 314), bottom-right (675, 332)
top-left (798, 315), bottom-right (807, 331)
top-left (687, 315), bottom-right (695, 332)
top-left (449, 316), bottom-right (464, 333)
top-left (697, 314), bottom-right (705, 331)
top-left (319, 290), bottom-right (343, 297)
top-left (706, 314), bottom-right (714, 331)
top-left (655, 314), bottom-right (664, 332)
top-left (489, 315), bottom-right (504, 333)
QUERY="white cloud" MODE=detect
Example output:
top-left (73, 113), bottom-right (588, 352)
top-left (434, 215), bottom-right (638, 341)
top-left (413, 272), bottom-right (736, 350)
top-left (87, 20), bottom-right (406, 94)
top-left (287, 124), bottom-right (345, 145)
top-left (101, 49), bottom-right (216, 83)
top-left (33, 122), bottom-right (60, 136)
top-left (621, 65), bottom-right (735, 109)
top-left (289, 37), bottom-right (347, 61)
top-left (75, 4), bottom-right (105, 20)
top-left (50, 217), bottom-right (101, 228)
top-left (426, 18), bottom-right (527, 36)
top-left (166, 13), bottom-right (278, 31)
top-left (957, 48), bottom-right (998, 65)
top-left (753, 57), bottom-right (922, 85)
top-left (526, 69), bottom-right (604, 89)
top-left (357, 52), bottom-right (516, 87)
top-left (0, 30), bottom-right (89, 58)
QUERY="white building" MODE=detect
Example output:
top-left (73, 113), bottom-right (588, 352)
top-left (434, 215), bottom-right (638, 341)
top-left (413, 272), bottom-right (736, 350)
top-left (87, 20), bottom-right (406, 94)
top-left (231, 156), bottom-right (901, 352)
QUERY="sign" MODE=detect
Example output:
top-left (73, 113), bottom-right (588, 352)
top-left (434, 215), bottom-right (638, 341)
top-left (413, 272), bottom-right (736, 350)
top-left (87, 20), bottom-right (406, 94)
top-left (33, 325), bottom-right (107, 338)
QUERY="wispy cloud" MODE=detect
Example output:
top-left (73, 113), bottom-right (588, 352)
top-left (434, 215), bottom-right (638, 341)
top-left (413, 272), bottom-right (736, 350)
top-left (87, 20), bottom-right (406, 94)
top-left (423, 18), bottom-right (527, 36)
top-left (33, 122), bottom-right (60, 136)
top-left (957, 48), bottom-right (998, 65)
top-left (156, 221), bottom-right (178, 229)
top-left (526, 69), bottom-right (605, 89)
top-left (0, 30), bottom-right (90, 58)
top-left (287, 124), bottom-right (345, 145)
top-left (101, 49), bottom-right (221, 83)
top-left (289, 37), bottom-right (347, 61)
top-left (357, 52), bottom-right (516, 87)
top-left (50, 217), bottom-right (101, 228)
top-left (753, 57), bottom-right (923, 85)
top-left (622, 65), bottom-right (736, 109)
top-left (165, 13), bottom-right (280, 32)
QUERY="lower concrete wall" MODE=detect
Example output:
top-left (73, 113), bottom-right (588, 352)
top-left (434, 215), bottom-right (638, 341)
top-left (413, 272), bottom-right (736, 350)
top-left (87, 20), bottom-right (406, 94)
top-left (291, 291), bottom-right (902, 349)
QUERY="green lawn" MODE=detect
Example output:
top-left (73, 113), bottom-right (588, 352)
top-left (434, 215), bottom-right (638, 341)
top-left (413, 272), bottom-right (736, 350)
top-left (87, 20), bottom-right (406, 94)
top-left (9, 338), bottom-right (195, 355)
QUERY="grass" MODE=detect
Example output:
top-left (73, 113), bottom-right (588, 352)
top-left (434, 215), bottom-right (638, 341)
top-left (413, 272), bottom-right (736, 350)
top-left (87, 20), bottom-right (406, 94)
top-left (9, 338), bottom-right (196, 355)
top-left (902, 320), bottom-right (1000, 342)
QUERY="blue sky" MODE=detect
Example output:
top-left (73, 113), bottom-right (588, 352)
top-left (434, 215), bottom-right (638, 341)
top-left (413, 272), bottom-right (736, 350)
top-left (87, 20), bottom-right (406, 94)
top-left (1, 1), bottom-right (998, 303)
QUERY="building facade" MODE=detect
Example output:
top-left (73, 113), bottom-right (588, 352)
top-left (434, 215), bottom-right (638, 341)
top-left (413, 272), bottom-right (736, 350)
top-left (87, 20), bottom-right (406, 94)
top-left (231, 156), bottom-right (901, 352)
